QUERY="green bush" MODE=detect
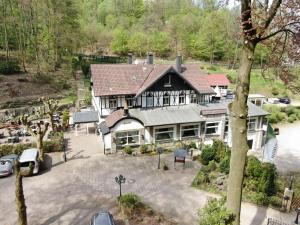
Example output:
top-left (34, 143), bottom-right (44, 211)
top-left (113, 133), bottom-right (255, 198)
top-left (207, 160), bottom-right (217, 172)
top-left (212, 139), bottom-right (227, 163)
top-left (71, 57), bottom-right (80, 71)
top-left (200, 145), bottom-right (215, 165)
top-left (0, 143), bottom-right (36, 157)
top-left (187, 141), bottom-right (197, 149)
top-left (0, 60), bottom-right (21, 75)
top-left (288, 114), bottom-right (297, 123)
top-left (118, 193), bottom-right (141, 213)
top-left (284, 106), bottom-right (297, 116)
top-left (124, 146), bottom-right (133, 155)
top-left (247, 192), bottom-right (270, 205)
top-left (246, 156), bottom-right (262, 179)
top-left (258, 163), bottom-right (278, 196)
top-left (192, 171), bottom-right (210, 186)
top-left (81, 61), bottom-right (90, 77)
top-left (219, 154), bottom-right (230, 174)
top-left (199, 198), bottom-right (235, 225)
top-left (139, 144), bottom-right (149, 154)
top-left (271, 87), bottom-right (279, 96)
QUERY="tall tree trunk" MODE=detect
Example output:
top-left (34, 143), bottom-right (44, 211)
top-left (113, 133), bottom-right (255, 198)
top-left (226, 40), bottom-right (256, 225)
top-left (37, 134), bottom-right (44, 162)
top-left (15, 161), bottom-right (27, 225)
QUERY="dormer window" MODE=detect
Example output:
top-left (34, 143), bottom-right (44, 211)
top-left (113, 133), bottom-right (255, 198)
top-left (179, 92), bottom-right (185, 104)
top-left (163, 92), bottom-right (170, 106)
top-left (164, 75), bottom-right (171, 87)
top-left (109, 97), bottom-right (117, 108)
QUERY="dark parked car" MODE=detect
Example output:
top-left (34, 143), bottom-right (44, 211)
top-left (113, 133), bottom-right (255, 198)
top-left (90, 211), bottom-right (115, 225)
top-left (279, 97), bottom-right (291, 104)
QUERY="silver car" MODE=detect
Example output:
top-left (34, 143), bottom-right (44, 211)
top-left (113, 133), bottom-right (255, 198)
top-left (90, 211), bottom-right (115, 225)
top-left (0, 154), bottom-right (18, 177)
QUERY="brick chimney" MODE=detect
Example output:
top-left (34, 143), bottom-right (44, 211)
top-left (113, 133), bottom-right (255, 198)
top-left (147, 52), bottom-right (153, 65)
top-left (128, 53), bottom-right (133, 64)
top-left (176, 55), bottom-right (182, 73)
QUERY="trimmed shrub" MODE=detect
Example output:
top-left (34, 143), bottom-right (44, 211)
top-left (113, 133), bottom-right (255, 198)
top-left (124, 146), bottom-right (133, 155)
top-left (200, 145), bottom-right (215, 165)
top-left (0, 143), bottom-right (36, 157)
top-left (198, 198), bottom-right (235, 225)
top-left (258, 163), bottom-right (278, 196)
top-left (246, 156), bottom-right (262, 178)
top-left (0, 60), bottom-right (21, 75)
top-left (247, 192), bottom-right (270, 205)
top-left (284, 106), bottom-right (297, 116)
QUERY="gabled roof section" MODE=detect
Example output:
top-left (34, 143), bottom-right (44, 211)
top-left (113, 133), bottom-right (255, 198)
top-left (207, 74), bottom-right (230, 86)
top-left (91, 64), bottom-right (153, 96)
top-left (181, 65), bottom-right (216, 94)
top-left (91, 63), bottom-right (215, 97)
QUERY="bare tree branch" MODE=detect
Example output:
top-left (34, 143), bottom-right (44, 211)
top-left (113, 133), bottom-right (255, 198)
top-left (259, 28), bottom-right (294, 41)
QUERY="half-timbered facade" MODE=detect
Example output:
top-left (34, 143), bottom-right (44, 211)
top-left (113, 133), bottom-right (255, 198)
top-left (91, 55), bottom-right (269, 153)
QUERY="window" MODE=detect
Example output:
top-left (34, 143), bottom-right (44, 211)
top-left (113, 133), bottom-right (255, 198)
top-left (205, 122), bottom-right (219, 135)
top-left (146, 93), bottom-right (153, 107)
top-left (126, 97), bottom-right (134, 107)
top-left (163, 93), bottom-right (170, 106)
top-left (224, 119), bottom-right (229, 134)
top-left (190, 93), bottom-right (198, 103)
top-left (179, 92), bottom-right (185, 104)
top-left (247, 118), bottom-right (256, 132)
top-left (109, 97), bottom-right (117, 108)
top-left (155, 127), bottom-right (174, 141)
top-left (164, 75), bottom-right (171, 87)
top-left (181, 124), bottom-right (199, 138)
top-left (116, 130), bottom-right (140, 146)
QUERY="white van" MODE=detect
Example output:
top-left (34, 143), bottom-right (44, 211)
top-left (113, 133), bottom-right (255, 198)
top-left (19, 148), bottom-right (40, 175)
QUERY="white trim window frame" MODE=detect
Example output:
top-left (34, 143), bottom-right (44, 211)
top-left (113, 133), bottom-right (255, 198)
top-left (247, 118), bottom-right (256, 132)
top-left (224, 119), bottom-right (229, 134)
top-left (163, 93), bottom-right (170, 106)
top-left (109, 97), bottom-right (117, 108)
top-left (179, 92), bottom-right (185, 104)
top-left (154, 125), bottom-right (175, 141)
top-left (126, 97), bottom-right (134, 108)
top-left (205, 121), bottom-right (220, 135)
top-left (190, 92), bottom-right (198, 103)
top-left (116, 130), bottom-right (140, 146)
top-left (180, 123), bottom-right (200, 139)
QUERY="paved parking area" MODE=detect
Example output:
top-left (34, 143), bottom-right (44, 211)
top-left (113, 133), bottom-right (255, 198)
top-left (0, 129), bottom-right (296, 225)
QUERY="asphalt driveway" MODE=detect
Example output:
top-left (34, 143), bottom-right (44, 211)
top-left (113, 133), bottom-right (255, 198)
top-left (0, 129), bottom-right (296, 225)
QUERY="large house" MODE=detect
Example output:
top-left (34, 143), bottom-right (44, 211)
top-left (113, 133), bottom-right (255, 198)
top-left (91, 55), bottom-right (269, 153)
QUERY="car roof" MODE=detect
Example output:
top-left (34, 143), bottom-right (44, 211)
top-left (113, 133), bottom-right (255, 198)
top-left (1, 154), bottom-right (18, 160)
top-left (19, 148), bottom-right (38, 162)
top-left (91, 211), bottom-right (114, 225)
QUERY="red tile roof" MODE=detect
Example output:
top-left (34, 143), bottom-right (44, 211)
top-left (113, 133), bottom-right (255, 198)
top-left (91, 64), bottom-right (215, 97)
top-left (105, 109), bottom-right (125, 128)
top-left (207, 74), bottom-right (230, 86)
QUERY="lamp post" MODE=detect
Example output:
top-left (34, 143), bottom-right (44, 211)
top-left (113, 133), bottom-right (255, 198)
top-left (295, 208), bottom-right (300, 224)
top-left (157, 147), bottom-right (163, 169)
top-left (115, 174), bottom-right (126, 197)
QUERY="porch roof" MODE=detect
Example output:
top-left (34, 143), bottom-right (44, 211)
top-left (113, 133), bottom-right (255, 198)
top-left (73, 111), bottom-right (99, 124)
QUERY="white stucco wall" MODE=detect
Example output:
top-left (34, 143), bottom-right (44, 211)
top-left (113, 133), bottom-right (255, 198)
top-left (144, 127), bottom-right (151, 144)
top-left (104, 133), bottom-right (111, 149)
